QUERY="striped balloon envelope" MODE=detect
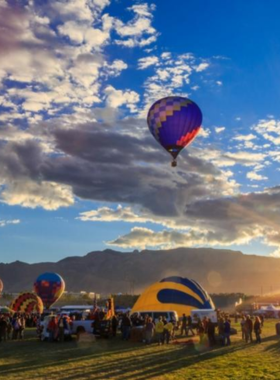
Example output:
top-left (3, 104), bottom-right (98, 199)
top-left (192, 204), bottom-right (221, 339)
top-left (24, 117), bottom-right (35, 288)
top-left (132, 276), bottom-right (214, 317)
top-left (147, 96), bottom-right (202, 166)
top-left (10, 292), bottom-right (44, 314)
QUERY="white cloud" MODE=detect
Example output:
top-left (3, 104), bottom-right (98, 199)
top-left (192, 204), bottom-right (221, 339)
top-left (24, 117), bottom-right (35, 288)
top-left (114, 3), bottom-right (158, 48)
top-left (215, 127), bottom-right (225, 134)
top-left (195, 63), bottom-right (209, 72)
top-left (246, 171), bottom-right (268, 181)
top-left (138, 56), bottom-right (159, 69)
top-left (216, 81), bottom-right (222, 86)
top-left (0, 219), bottom-right (20, 227)
top-left (105, 85), bottom-right (140, 111)
top-left (1, 181), bottom-right (74, 210)
top-left (234, 134), bottom-right (257, 141)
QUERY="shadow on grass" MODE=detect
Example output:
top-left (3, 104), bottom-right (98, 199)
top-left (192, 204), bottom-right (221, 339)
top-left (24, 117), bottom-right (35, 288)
top-left (263, 335), bottom-right (280, 353)
top-left (1, 331), bottom-right (279, 380)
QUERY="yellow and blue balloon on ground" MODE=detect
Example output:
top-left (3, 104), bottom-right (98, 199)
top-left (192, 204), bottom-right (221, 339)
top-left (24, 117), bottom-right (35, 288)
top-left (132, 276), bottom-right (214, 317)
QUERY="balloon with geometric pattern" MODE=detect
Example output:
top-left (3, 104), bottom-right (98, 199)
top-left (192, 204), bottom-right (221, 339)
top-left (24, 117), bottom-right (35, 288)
top-left (34, 272), bottom-right (65, 309)
top-left (10, 292), bottom-right (44, 314)
top-left (131, 276), bottom-right (214, 318)
top-left (147, 96), bottom-right (203, 167)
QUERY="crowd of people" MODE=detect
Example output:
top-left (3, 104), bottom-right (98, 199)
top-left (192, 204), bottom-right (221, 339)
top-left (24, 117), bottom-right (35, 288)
top-left (0, 310), bottom-right (266, 347)
top-left (0, 313), bottom-right (40, 342)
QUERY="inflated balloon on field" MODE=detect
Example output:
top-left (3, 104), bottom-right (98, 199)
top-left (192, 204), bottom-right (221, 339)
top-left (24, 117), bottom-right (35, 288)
top-left (132, 276), bottom-right (214, 317)
top-left (10, 292), bottom-right (44, 314)
top-left (147, 96), bottom-right (203, 167)
top-left (34, 272), bottom-right (65, 309)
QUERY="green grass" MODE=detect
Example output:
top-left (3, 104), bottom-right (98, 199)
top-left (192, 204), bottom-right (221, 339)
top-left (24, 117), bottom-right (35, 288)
top-left (0, 321), bottom-right (280, 380)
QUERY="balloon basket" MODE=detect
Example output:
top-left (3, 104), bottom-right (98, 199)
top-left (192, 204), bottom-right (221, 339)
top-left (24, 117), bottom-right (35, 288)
top-left (171, 160), bottom-right (177, 167)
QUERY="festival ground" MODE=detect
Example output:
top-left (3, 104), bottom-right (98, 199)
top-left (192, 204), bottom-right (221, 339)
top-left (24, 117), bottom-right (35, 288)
top-left (0, 320), bottom-right (280, 380)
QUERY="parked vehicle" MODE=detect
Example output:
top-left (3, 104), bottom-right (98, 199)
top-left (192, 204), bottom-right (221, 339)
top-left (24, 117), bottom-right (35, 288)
top-left (93, 319), bottom-right (113, 338)
top-left (191, 309), bottom-right (218, 327)
top-left (71, 319), bottom-right (94, 336)
top-left (39, 315), bottom-right (71, 341)
top-left (130, 310), bottom-right (178, 323)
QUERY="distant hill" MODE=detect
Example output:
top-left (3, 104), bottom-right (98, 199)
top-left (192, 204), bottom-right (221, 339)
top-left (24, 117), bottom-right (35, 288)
top-left (1, 248), bottom-right (280, 295)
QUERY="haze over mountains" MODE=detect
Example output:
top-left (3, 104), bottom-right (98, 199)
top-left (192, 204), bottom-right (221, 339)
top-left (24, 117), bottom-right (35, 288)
top-left (1, 248), bottom-right (280, 295)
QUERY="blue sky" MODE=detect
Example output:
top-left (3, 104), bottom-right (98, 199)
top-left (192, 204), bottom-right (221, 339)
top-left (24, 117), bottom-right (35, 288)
top-left (1, 0), bottom-right (280, 263)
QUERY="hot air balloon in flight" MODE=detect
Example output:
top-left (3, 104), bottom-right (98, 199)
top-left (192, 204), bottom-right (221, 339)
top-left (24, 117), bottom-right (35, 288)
top-left (34, 272), bottom-right (65, 309)
top-left (10, 292), bottom-right (44, 314)
top-left (147, 96), bottom-right (202, 167)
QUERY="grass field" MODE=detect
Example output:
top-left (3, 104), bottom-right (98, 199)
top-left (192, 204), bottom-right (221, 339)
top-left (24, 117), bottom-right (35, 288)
top-left (0, 321), bottom-right (280, 380)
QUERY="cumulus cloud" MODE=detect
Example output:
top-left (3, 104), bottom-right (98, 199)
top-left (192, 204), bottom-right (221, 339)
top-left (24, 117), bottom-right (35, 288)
top-left (246, 171), bottom-right (268, 181)
top-left (106, 187), bottom-right (280, 252)
top-left (253, 118), bottom-right (280, 145)
top-left (138, 56), bottom-right (159, 69)
top-left (115, 3), bottom-right (158, 48)
top-left (104, 85), bottom-right (140, 111)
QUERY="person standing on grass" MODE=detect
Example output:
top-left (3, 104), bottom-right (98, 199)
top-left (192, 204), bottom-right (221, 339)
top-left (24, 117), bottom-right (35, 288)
top-left (155, 317), bottom-right (164, 345)
top-left (218, 318), bottom-right (225, 346)
top-left (12, 316), bottom-right (21, 340)
top-left (245, 315), bottom-right (253, 343)
top-left (0, 316), bottom-right (8, 342)
top-left (58, 316), bottom-right (65, 342)
top-left (145, 317), bottom-right (155, 344)
top-left (181, 314), bottom-right (187, 336)
top-left (224, 318), bottom-right (231, 346)
top-left (197, 319), bottom-right (205, 344)
top-left (19, 315), bottom-right (26, 339)
top-left (240, 316), bottom-right (246, 341)
top-left (164, 320), bottom-right (174, 344)
top-left (48, 316), bottom-right (57, 342)
top-left (254, 316), bottom-right (262, 344)
top-left (121, 313), bottom-right (131, 341)
top-left (207, 318), bottom-right (216, 347)
top-left (111, 315), bottom-right (118, 337)
top-left (187, 315), bottom-right (195, 337)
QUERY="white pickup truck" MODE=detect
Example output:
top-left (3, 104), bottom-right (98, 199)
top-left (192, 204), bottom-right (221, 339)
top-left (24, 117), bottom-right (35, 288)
top-left (71, 319), bottom-right (93, 335)
top-left (39, 315), bottom-right (93, 341)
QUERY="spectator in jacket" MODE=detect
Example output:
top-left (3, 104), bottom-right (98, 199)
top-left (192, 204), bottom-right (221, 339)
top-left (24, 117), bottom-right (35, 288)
top-left (111, 315), bottom-right (118, 337)
top-left (224, 318), bottom-right (231, 346)
top-left (164, 320), bottom-right (174, 344)
top-left (155, 317), bottom-right (164, 345)
top-left (207, 318), bottom-right (216, 347)
top-left (0, 316), bottom-right (8, 342)
top-left (187, 315), bottom-right (195, 337)
top-left (121, 313), bottom-right (131, 341)
top-left (240, 316), bottom-right (246, 341)
top-left (145, 317), bottom-right (155, 344)
top-left (197, 319), bottom-right (205, 344)
top-left (181, 314), bottom-right (187, 336)
top-left (245, 315), bottom-right (253, 343)
top-left (218, 318), bottom-right (225, 346)
top-left (254, 316), bottom-right (262, 343)
top-left (48, 316), bottom-right (57, 342)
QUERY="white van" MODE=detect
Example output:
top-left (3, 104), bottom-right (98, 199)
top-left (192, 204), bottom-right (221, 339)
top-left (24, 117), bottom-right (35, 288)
top-left (131, 311), bottom-right (178, 323)
top-left (191, 309), bottom-right (217, 326)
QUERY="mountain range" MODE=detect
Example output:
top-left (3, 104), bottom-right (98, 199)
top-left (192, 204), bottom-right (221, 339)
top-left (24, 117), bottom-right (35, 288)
top-left (1, 248), bottom-right (280, 295)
